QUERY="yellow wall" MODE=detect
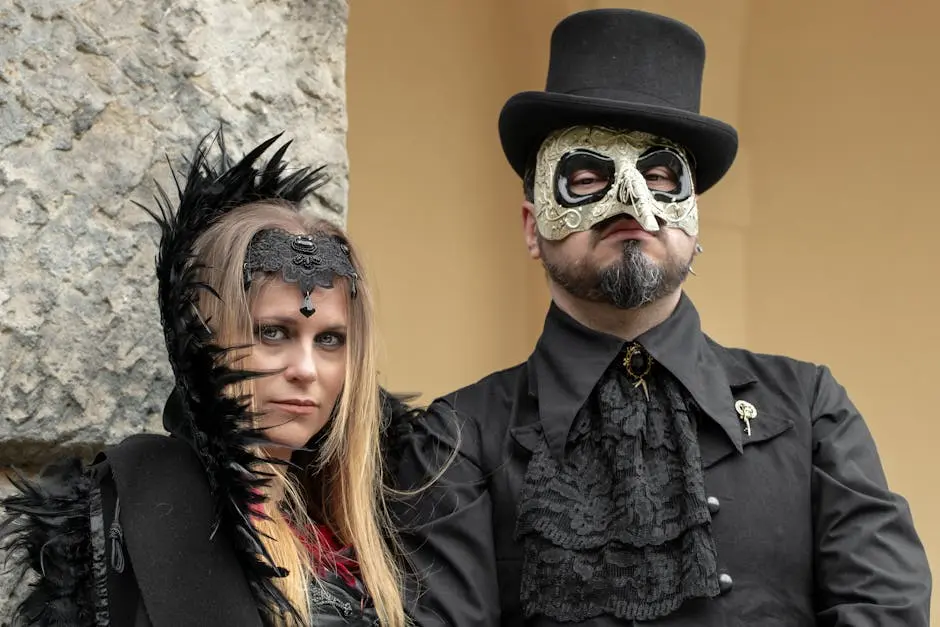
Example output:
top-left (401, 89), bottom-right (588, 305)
top-left (347, 0), bottom-right (563, 398)
top-left (347, 0), bottom-right (937, 614)
top-left (741, 3), bottom-right (940, 611)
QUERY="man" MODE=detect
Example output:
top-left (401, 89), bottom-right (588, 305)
top-left (390, 8), bottom-right (932, 626)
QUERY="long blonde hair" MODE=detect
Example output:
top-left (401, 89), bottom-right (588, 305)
top-left (192, 201), bottom-right (405, 627)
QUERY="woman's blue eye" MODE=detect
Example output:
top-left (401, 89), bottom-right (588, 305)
top-left (317, 332), bottom-right (346, 348)
top-left (258, 325), bottom-right (287, 342)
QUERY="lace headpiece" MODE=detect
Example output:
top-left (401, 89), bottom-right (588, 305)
top-left (244, 229), bottom-right (358, 317)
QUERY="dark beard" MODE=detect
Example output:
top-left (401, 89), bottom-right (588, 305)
top-left (542, 239), bottom-right (691, 310)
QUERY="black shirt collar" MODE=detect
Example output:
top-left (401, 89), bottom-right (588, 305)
top-left (528, 292), bottom-right (747, 462)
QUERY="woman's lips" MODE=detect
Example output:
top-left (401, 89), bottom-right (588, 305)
top-left (269, 401), bottom-right (319, 415)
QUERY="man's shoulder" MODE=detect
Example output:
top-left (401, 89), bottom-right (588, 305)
top-left (433, 360), bottom-right (528, 416)
top-left (706, 336), bottom-right (830, 397)
top-left (711, 337), bottom-right (817, 367)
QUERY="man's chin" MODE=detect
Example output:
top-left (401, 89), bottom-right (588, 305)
top-left (599, 245), bottom-right (657, 270)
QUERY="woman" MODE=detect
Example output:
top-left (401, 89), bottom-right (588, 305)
top-left (1, 132), bottom-right (415, 626)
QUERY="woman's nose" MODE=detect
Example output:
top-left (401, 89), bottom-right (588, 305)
top-left (285, 346), bottom-right (318, 383)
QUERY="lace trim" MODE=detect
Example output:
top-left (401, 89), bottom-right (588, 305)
top-left (516, 353), bottom-right (719, 621)
top-left (519, 526), bottom-right (718, 622)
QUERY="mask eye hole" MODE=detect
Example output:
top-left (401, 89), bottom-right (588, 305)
top-left (642, 165), bottom-right (680, 193)
top-left (637, 147), bottom-right (693, 202)
top-left (568, 169), bottom-right (609, 196)
top-left (554, 150), bottom-right (615, 207)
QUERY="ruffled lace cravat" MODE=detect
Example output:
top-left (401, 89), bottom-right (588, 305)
top-left (515, 345), bottom-right (720, 622)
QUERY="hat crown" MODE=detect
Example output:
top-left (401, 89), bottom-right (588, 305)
top-left (545, 9), bottom-right (706, 113)
top-left (496, 8), bottom-right (737, 194)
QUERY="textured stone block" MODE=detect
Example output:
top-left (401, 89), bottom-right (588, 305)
top-left (0, 0), bottom-right (349, 472)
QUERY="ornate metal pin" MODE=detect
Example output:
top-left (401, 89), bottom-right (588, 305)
top-left (734, 399), bottom-right (758, 437)
top-left (623, 343), bottom-right (653, 401)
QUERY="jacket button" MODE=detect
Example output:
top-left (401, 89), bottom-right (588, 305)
top-left (718, 572), bottom-right (734, 594)
top-left (707, 496), bottom-right (720, 514)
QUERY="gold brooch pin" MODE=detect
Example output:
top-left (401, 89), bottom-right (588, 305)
top-left (734, 400), bottom-right (758, 436)
top-left (623, 344), bottom-right (653, 401)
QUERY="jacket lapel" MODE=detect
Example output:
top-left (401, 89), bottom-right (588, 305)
top-left (698, 341), bottom-right (794, 468)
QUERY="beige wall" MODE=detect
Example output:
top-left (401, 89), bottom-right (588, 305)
top-left (347, 0), bottom-right (937, 614)
top-left (741, 3), bottom-right (940, 615)
top-left (347, 0), bottom-right (560, 398)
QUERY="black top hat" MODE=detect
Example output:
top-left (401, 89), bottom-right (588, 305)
top-left (498, 8), bottom-right (738, 194)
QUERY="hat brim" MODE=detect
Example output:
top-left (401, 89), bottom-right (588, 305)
top-left (498, 91), bottom-right (738, 194)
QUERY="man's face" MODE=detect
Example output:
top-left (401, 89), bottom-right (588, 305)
top-left (530, 212), bottom-right (697, 310)
top-left (532, 126), bottom-right (699, 240)
top-left (523, 126), bottom-right (699, 310)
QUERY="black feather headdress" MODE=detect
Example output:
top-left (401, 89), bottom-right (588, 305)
top-left (139, 130), bottom-right (330, 623)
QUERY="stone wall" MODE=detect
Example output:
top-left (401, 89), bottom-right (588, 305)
top-left (0, 0), bottom-right (349, 620)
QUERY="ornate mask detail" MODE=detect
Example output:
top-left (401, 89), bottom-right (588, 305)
top-left (533, 126), bottom-right (698, 240)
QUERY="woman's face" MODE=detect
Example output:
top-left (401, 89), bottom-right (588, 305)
top-left (247, 279), bottom-right (348, 458)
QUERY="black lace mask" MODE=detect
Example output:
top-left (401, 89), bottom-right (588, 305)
top-left (244, 229), bottom-right (359, 317)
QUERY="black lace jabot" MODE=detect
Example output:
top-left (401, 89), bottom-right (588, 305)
top-left (515, 344), bottom-right (720, 622)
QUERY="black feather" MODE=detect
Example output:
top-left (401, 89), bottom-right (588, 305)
top-left (0, 458), bottom-right (107, 626)
top-left (140, 129), bottom-right (330, 625)
top-left (378, 388), bottom-right (429, 481)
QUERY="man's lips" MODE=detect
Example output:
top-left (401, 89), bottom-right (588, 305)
top-left (599, 217), bottom-right (651, 240)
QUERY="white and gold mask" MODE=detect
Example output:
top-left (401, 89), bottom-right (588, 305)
top-left (533, 126), bottom-right (698, 240)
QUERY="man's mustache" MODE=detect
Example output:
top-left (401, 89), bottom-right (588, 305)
top-left (590, 214), bottom-right (665, 240)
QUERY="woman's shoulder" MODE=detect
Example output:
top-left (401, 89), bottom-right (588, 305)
top-left (0, 432), bottom-right (203, 555)
top-left (1, 443), bottom-right (130, 626)
top-left (2, 430), bottom-right (282, 626)
top-left (0, 434), bottom-right (221, 627)
top-left (74, 432), bottom-right (213, 514)
top-left (103, 432), bottom-right (208, 491)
